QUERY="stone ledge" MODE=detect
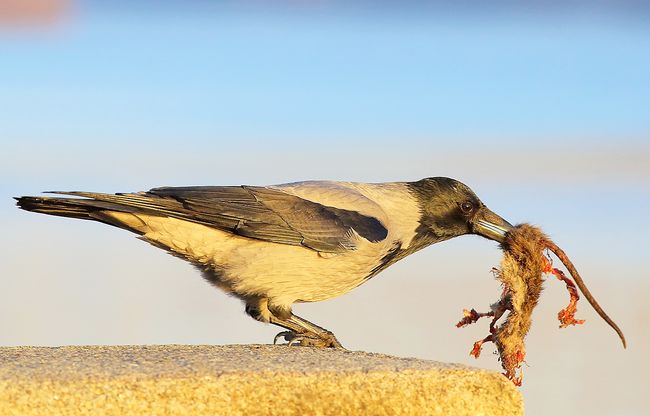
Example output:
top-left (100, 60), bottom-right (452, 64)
top-left (0, 345), bottom-right (523, 415)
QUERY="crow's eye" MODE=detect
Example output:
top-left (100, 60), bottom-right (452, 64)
top-left (459, 201), bottom-right (474, 213)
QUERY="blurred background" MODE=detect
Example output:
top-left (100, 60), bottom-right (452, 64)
top-left (1, 1), bottom-right (649, 415)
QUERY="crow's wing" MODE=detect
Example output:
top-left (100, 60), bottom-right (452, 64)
top-left (51, 186), bottom-right (388, 253)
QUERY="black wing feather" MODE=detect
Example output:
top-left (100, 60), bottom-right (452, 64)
top-left (48, 186), bottom-right (387, 253)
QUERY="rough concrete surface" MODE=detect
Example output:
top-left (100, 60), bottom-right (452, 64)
top-left (0, 345), bottom-right (523, 415)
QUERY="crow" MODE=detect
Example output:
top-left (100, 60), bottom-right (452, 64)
top-left (15, 177), bottom-right (512, 348)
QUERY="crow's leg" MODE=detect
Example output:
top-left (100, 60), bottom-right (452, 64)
top-left (268, 303), bottom-right (344, 349)
top-left (244, 298), bottom-right (343, 349)
top-left (244, 297), bottom-right (272, 323)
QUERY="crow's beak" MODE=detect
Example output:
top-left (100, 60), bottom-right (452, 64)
top-left (474, 207), bottom-right (513, 243)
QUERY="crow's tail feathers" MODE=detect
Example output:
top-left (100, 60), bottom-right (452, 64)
top-left (14, 193), bottom-right (143, 231)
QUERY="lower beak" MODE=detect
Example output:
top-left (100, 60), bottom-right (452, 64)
top-left (474, 207), bottom-right (513, 243)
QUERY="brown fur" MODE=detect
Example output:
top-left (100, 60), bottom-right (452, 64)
top-left (458, 224), bottom-right (567, 385)
top-left (493, 224), bottom-right (547, 384)
top-left (458, 223), bottom-right (625, 385)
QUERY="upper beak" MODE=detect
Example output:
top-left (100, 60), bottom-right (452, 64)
top-left (474, 207), bottom-right (513, 243)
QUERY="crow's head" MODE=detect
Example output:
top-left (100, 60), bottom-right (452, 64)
top-left (410, 177), bottom-right (513, 243)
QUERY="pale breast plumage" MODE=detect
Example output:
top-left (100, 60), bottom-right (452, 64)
top-left (105, 181), bottom-right (422, 304)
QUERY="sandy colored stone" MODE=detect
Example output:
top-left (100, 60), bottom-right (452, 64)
top-left (0, 345), bottom-right (523, 415)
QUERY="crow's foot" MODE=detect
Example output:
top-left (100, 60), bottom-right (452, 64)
top-left (273, 330), bottom-right (344, 349)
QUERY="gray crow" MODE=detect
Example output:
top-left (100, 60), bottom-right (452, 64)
top-left (15, 177), bottom-right (512, 348)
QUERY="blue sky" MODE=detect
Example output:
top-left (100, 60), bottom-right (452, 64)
top-left (1, 1), bottom-right (650, 146)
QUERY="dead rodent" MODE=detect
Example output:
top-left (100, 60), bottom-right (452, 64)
top-left (457, 224), bottom-right (626, 386)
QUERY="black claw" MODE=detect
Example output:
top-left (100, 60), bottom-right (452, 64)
top-left (273, 331), bottom-right (295, 345)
